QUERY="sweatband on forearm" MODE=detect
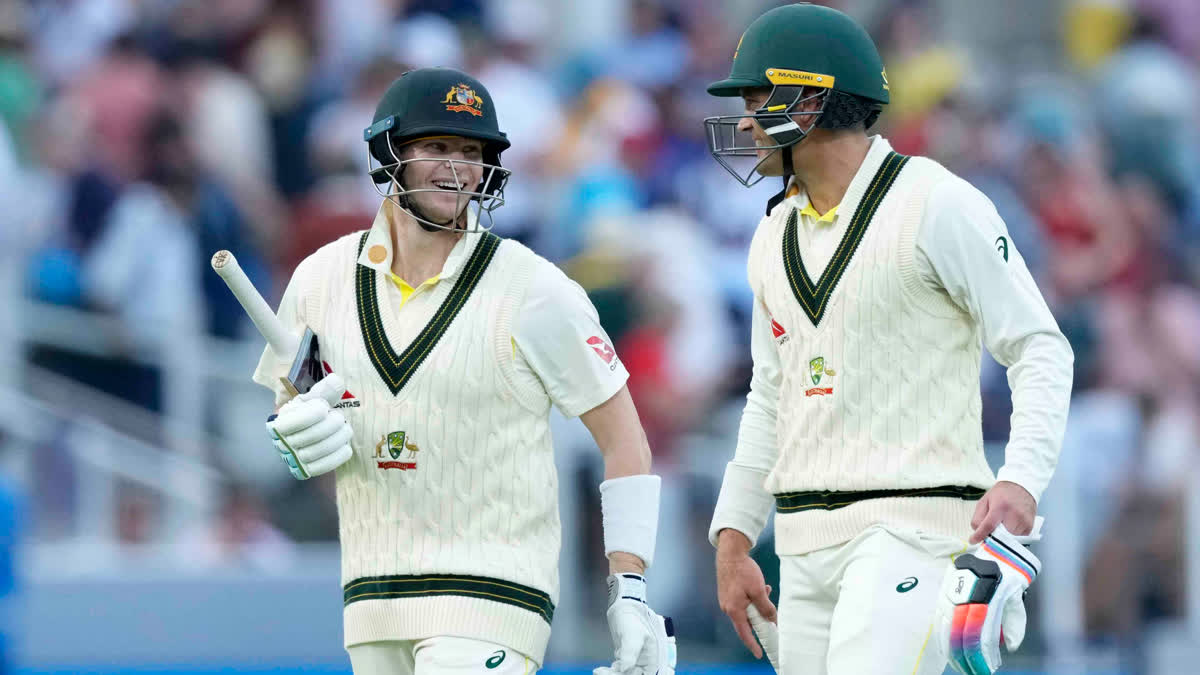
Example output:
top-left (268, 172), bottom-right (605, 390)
top-left (600, 474), bottom-right (661, 568)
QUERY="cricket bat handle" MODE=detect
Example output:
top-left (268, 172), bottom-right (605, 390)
top-left (211, 250), bottom-right (298, 358)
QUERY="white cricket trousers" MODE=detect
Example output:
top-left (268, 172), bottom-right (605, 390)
top-left (348, 636), bottom-right (535, 675)
top-left (778, 524), bottom-right (967, 675)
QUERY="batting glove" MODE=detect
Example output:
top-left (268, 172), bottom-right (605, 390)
top-left (936, 521), bottom-right (1043, 675)
top-left (266, 374), bottom-right (354, 480)
top-left (594, 574), bottom-right (677, 675)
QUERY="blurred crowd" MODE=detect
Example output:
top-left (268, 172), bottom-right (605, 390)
top-left (2, 0), bottom-right (1200, 667)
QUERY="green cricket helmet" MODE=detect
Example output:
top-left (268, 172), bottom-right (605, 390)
top-left (363, 67), bottom-right (512, 232)
top-left (705, 3), bottom-right (889, 186)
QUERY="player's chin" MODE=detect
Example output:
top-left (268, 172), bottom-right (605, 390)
top-left (755, 160), bottom-right (785, 176)
top-left (415, 193), bottom-right (469, 225)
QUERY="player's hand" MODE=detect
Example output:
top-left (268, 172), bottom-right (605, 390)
top-left (266, 374), bottom-right (354, 480)
top-left (969, 481), bottom-right (1036, 544)
top-left (935, 522), bottom-right (1043, 675)
top-left (595, 574), bottom-right (677, 675)
top-left (716, 529), bottom-right (777, 660)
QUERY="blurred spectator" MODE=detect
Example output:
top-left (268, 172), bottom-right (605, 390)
top-left (471, 20), bottom-right (565, 242)
top-left (393, 11), bottom-right (466, 70)
top-left (0, 1), bottom-right (39, 165)
top-left (175, 484), bottom-right (296, 572)
top-left (30, 0), bottom-right (134, 86)
top-left (0, 469), bottom-right (19, 675)
top-left (166, 38), bottom-right (283, 256)
top-left (244, 0), bottom-right (328, 198)
top-left (1095, 14), bottom-right (1200, 215)
top-left (605, 0), bottom-right (690, 89)
top-left (67, 34), bottom-right (163, 182)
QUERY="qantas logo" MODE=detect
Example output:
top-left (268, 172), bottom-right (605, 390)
top-left (587, 336), bottom-right (619, 371)
top-left (771, 317), bottom-right (786, 338)
top-left (766, 306), bottom-right (789, 345)
top-left (322, 361), bottom-right (361, 408)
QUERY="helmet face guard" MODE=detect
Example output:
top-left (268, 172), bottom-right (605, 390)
top-left (704, 84), bottom-right (827, 187)
top-left (705, 4), bottom-right (890, 188)
top-left (366, 130), bottom-right (511, 233)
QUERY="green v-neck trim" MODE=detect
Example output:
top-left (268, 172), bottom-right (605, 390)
top-left (355, 231), bottom-right (502, 395)
top-left (782, 151), bottom-right (909, 326)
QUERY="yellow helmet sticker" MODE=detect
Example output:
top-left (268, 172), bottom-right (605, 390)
top-left (765, 68), bottom-right (835, 89)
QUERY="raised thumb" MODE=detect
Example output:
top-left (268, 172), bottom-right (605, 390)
top-left (301, 373), bottom-right (346, 406)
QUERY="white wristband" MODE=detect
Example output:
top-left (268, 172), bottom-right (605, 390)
top-left (708, 462), bottom-right (775, 548)
top-left (600, 474), bottom-right (661, 569)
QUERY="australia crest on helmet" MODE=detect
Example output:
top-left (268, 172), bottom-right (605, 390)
top-left (442, 83), bottom-right (485, 116)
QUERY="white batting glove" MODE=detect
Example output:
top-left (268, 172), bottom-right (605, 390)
top-left (747, 603), bottom-right (779, 672)
top-left (594, 574), bottom-right (677, 675)
top-left (935, 521), bottom-right (1043, 675)
top-left (265, 374), bottom-right (354, 480)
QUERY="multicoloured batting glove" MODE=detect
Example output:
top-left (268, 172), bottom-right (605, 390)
top-left (936, 519), bottom-right (1043, 675)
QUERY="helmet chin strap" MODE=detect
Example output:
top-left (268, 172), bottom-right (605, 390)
top-left (765, 143), bottom-right (797, 216)
top-left (404, 195), bottom-right (456, 233)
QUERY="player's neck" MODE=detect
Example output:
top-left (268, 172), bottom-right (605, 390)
top-left (791, 131), bottom-right (871, 215)
top-left (387, 202), bottom-right (462, 285)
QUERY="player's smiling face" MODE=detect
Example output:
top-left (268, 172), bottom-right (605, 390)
top-left (397, 136), bottom-right (485, 225)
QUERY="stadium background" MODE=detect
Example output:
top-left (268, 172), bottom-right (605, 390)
top-left (1, 0), bottom-right (1198, 673)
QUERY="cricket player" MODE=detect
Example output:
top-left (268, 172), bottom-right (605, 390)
top-left (703, 5), bottom-right (1073, 675)
top-left (252, 67), bottom-right (674, 675)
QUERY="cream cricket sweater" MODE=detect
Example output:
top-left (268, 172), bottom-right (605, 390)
top-left (255, 228), bottom-right (563, 664)
top-left (747, 147), bottom-right (996, 555)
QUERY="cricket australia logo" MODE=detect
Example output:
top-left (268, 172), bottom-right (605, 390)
top-left (805, 356), bottom-right (835, 397)
top-left (375, 431), bottom-right (419, 471)
top-left (442, 84), bottom-right (485, 117)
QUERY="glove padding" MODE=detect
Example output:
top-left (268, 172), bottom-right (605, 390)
top-left (266, 374), bottom-right (354, 480)
top-left (594, 574), bottom-right (677, 675)
top-left (936, 521), bottom-right (1043, 675)
top-left (747, 603), bottom-right (779, 672)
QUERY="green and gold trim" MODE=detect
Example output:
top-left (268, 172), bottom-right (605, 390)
top-left (782, 150), bottom-right (909, 326)
top-left (356, 231), bottom-right (501, 395)
top-left (775, 485), bottom-right (985, 514)
top-left (343, 573), bottom-right (555, 624)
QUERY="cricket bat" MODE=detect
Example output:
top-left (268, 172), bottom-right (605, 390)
top-left (211, 250), bottom-right (323, 398)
